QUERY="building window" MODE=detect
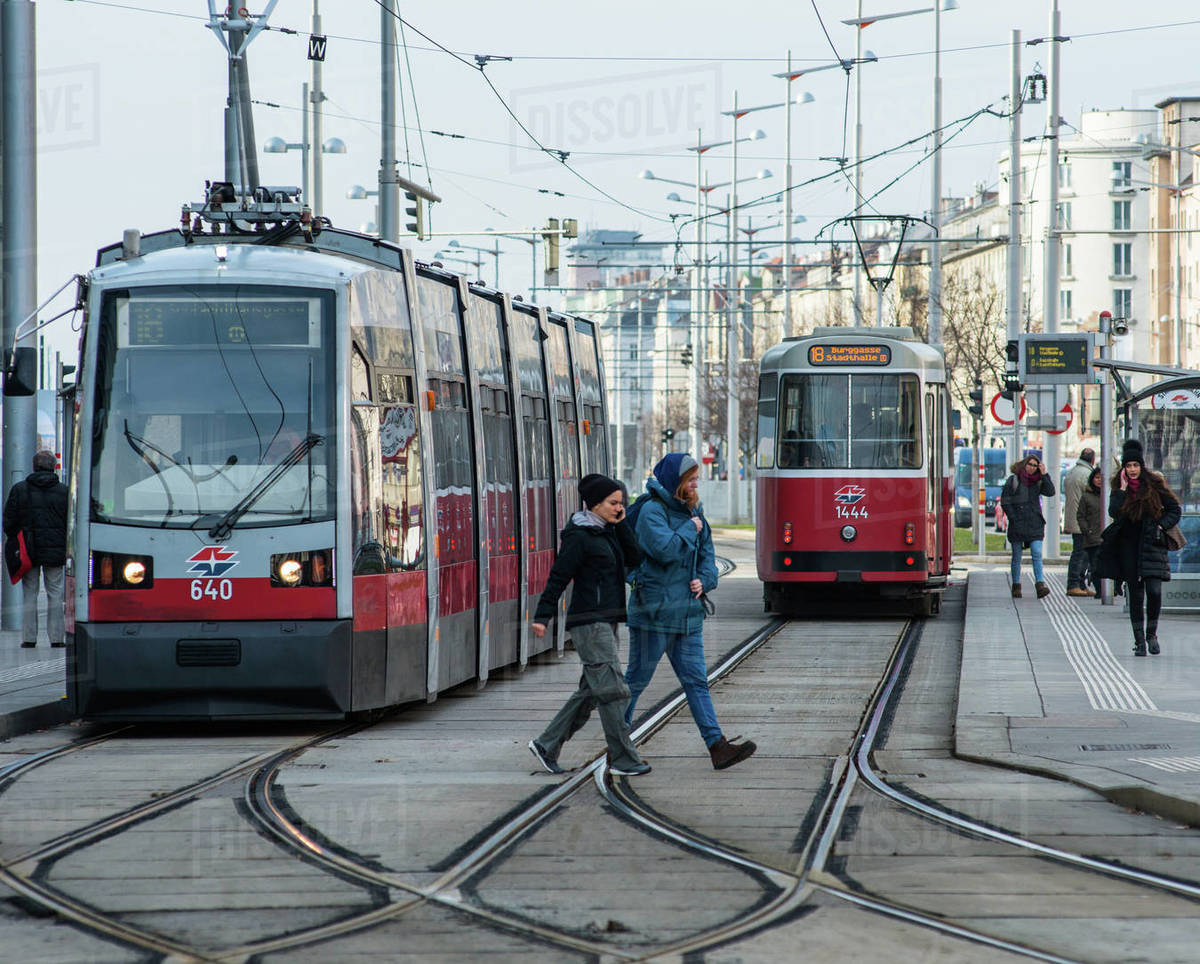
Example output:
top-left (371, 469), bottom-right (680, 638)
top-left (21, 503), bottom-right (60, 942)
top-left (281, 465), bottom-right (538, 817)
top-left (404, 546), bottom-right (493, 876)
top-left (1113, 242), bottom-right (1132, 277)
top-left (1058, 162), bottom-right (1072, 189)
top-left (1061, 242), bottom-right (1072, 278)
top-left (1060, 289), bottom-right (1072, 320)
top-left (1114, 288), bottom-right (1132, 320)
top-left (1112, 161), bottom-right (1132, 191)
top-left (1113, 200), bottom-right (1132, 231)
top-left (1057, 201), bottom-right (1072, 231)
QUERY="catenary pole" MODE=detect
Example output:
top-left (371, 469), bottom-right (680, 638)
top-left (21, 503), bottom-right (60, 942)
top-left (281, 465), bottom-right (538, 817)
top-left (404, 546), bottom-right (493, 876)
top-left (1098, 311), bottom-right (1113, 605)
top-left (689, 130), bottom-right (703, 455)
top-left (784, 51), bottom-right (795, 339)
top-left (378, 0), bottom-right (399, 242)
top-left (928, 2), bottom-right (943, 347)
top-left (310, 0), bottom-right (324, 215)
top-left (1, 0), bottom-right (38, 629)
top-left (1041, 0), bottom-right (1063, 560)
top-left (1008, 30), bottom-right (1023, 469)
top-left (727, 95), bottom-right (741, 522)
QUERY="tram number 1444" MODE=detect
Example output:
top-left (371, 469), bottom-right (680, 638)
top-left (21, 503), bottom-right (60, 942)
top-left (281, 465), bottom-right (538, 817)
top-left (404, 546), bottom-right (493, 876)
top-left (835, 505), bottom-right (869, 519)
top-left (190, 579), bottom-right (234, 601)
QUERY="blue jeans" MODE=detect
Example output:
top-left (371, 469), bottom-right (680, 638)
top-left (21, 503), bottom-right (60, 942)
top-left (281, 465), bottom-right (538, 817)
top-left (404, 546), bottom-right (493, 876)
top-left (1010, 538), bottom-right (1044, 586)
top-left (624, 627), bottom-right (723, 748)
top-left (1067, 533), bottom-right (1089, 589)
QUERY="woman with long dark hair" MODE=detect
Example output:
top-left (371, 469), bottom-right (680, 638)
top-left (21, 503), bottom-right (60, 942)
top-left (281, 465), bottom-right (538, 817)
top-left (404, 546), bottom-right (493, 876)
top-left (1109, 439), bottom-right (1181, 656)
top-left (1076, 466), bottom-right (1105, 599)
top-left (999, 454), bottom-right (1055, 599)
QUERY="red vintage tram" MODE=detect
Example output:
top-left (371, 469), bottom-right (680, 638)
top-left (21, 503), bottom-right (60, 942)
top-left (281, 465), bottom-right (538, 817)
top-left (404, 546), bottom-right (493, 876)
top-left (754, 327), bottom-right (953, 615)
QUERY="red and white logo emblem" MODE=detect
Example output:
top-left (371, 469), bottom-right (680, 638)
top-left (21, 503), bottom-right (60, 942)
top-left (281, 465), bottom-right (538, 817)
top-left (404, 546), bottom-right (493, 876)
top-left (833, 484), bottom-right (866, 505)
top-left (186, 546), bottom-right (239, 578)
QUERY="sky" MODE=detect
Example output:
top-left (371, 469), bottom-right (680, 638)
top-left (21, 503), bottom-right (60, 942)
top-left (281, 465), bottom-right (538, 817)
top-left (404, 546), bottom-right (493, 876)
top-left (27, 1), bottom-right (1200, 367)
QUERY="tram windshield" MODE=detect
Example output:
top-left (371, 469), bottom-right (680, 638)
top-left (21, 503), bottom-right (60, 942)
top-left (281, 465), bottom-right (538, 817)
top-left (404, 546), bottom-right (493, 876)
top-left (89, 285), bottom-right (336, 530)
top-left (776, 373), bottom-right (921, 469)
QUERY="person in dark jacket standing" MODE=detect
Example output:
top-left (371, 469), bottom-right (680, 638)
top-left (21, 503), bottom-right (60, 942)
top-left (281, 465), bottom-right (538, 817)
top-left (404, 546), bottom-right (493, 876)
top-left (624, 453), bottom-right (756, 770)
top-left (527, 473), bottom-right (650, 777)
top-left (3, 450), bottom-right (69, 647)
top-left (1000, 455), bottom-right (1056, 599)
top-left (1075, 467), bottom-right (1105, 599)
top-left (1109, 439), bottom-right (1181, 657)
top-left (1063, 448), bottom-right (1096, 596)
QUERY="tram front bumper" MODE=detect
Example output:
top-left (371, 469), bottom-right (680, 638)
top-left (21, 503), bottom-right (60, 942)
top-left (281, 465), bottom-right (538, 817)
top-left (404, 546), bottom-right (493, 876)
top-left (70, 619), bottom-right (353, 720)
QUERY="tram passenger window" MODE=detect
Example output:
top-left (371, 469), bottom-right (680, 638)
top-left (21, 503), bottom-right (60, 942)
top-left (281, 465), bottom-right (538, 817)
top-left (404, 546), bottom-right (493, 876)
top-left (379, 403), bottom-right (424, 571)
top-left (777, 374), bottom-right (847, 468)
top-left (849, 374), bottom-right (920, 469)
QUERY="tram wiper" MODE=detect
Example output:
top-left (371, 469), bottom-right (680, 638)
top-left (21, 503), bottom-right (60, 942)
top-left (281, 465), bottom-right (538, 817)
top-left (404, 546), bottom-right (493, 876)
top-left (124, 420), bottom-right (176, 526)
top-left (207, 433), bottom-right (324, 541)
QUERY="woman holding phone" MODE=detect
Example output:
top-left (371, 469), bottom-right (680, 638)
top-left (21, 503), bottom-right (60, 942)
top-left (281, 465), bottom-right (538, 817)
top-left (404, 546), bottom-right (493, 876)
top-left (1000, 454), bottom-right (1056, 599)
top-left (1108, 439), bottom-right (1181, 656)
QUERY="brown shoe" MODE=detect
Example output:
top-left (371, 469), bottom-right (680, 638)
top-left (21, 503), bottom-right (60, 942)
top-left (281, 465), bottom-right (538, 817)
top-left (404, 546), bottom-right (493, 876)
top-left (1066, 587), bottom-right (1091, 597)
top-left (1035, 582), bottom-right (1050, 599)
top-left (710, 737), bottom-right (756, 770)
top-left (1011, 584), bottom-right (1022, 598)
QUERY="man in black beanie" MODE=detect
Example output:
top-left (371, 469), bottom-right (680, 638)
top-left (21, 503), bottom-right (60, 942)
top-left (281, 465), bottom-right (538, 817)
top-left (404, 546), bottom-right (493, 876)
top-left (527, 472), bottom-right (649, 776)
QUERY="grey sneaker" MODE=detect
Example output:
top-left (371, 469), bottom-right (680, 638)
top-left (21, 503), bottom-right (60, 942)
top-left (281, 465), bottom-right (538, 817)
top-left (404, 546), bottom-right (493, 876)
top-left (609, 761), bottom-right (652, 776)
top-left (528, 740), bottom-right (564, 774)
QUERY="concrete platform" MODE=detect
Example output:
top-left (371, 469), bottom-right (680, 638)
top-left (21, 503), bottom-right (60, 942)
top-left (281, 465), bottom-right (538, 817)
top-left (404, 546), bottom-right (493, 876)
top-left (0, 591), bottom-right (73, 740)
top-left (957, 564), bottom-right (1200, 827)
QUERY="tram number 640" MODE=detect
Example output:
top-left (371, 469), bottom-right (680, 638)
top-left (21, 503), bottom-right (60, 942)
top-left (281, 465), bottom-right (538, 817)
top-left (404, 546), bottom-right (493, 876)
top-left (190, 578), bottom-right (233, 601)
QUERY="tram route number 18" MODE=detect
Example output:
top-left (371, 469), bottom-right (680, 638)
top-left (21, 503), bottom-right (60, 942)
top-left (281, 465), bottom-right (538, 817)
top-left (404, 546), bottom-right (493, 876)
top-left (835, 505), bottom-right (868, 519)
top-left (190, 578), bottom-right (234, 601)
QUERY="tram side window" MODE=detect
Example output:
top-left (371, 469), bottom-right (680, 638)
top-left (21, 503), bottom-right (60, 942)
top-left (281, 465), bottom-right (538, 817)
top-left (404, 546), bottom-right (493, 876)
top-left (757, 373), bottom-right (778, 469)
top-left (777, 374), bottom-right (848, 468)
top-left (849, 374), bottom-right (921, 469)
top-left (380, 370), bottom-right (424, 571)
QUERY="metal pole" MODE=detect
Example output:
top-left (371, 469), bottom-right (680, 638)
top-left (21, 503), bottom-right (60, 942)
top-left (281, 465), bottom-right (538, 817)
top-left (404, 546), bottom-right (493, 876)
top-left (1042, 0), bottom-right (1063, 560)
top-left (378, 0), bottom-right (399, 242)
top-left (614, 314), bottom-right (624, 480)
top-left (301, 81), bottom-right (310, 205)
top-left (852, 0), bottom-right (865, 325)
top-left (530, 237), bottom-right (537, 303)
top-left (493, 238), bottom-right (501, 288)
top-left (1007, 31), bottom-right (1023, 469)
top-left (784, 51), bottom-right (795, 339)
top-left (1, 0), bottom-right (38, 630)
top-left (976, 422), bottom-right (985, 555)
top-left (689, 129), bottom-right (703, 454)
top-left (1099, 311), bottom-right (1113, 605)
top-left (727, 96), bottom-right (741, 521)
top-left (929, 3), bottom-right (943, 347)
top-left (699, 174), bottom-right (711, 473)
top-left (1175, 179), bottom-right (1184, 367)
top-left (310, 1), bottom-right (324, 215)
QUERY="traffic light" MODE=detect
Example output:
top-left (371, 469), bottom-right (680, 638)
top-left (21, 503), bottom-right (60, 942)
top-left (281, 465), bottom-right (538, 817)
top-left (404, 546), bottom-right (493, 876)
top-left (543, 217), bottom-right (560, 275)
top-left (404, 190), bottom-right (425, 240)
top-left (829, 248), bottom-right (841, 283)
top-left (1002, 373), bottom-right (1023, 395)
top-left (967, 380), bottom-right (984, 419)
top-left (680, 344), bottom-right (693, 368)
top-left (661, 428), bottom-right (676, 443)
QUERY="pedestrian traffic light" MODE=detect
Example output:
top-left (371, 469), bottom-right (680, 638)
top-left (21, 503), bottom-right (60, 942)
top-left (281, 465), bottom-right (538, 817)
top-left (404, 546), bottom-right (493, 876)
top-left (680, 344), bottom-right (693, 367)
top-left (404, 190), bottom-right (425, 240)
top-left (661, 427), bottom-right (675, 443)
top-left (967, 381), bottom-right (984, 419)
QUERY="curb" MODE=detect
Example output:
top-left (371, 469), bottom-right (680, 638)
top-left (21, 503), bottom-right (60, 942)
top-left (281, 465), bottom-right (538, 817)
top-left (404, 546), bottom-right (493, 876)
top-left (0, 699), bottom-right (75, 741)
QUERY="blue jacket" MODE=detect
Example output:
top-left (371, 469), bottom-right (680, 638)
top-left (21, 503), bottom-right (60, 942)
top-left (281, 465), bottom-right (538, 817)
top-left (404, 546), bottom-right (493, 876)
top-left (627, 477), bottom-right (718, 635)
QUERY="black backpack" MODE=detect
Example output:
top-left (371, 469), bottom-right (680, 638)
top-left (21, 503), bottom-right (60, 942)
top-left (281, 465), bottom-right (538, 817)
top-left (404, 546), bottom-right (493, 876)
top-left (624, 491), bottom-right (652, 532)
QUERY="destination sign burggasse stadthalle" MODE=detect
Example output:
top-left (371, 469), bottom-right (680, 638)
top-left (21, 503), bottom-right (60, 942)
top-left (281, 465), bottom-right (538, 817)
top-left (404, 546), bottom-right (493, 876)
top-left (807, 344), bottom-right (892, 366)
top-left (1025, 339), bottom-right (1089, 376)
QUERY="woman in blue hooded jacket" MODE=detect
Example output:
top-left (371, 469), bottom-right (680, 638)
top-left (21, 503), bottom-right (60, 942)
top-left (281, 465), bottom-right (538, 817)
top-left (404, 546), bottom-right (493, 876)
top-left (624, 453), bottom-right (757, 770)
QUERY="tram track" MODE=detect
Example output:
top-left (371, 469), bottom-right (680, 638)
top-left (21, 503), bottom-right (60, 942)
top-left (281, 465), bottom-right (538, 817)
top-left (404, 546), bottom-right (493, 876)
top-left (8, 604), bottom-right (1200, 961)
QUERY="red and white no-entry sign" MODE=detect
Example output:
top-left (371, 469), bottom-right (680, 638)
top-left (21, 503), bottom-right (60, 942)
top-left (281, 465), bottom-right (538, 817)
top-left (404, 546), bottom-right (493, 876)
top-left (990, 392), bottom-right (1027, 426)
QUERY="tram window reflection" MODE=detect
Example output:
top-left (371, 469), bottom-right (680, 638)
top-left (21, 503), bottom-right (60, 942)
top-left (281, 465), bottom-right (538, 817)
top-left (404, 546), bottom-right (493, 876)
top-left (849, 374), bottom-right (921, 469)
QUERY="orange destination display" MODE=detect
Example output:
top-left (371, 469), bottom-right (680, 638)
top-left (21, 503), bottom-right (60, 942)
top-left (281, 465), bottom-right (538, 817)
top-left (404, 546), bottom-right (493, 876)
top-left (808, 343), bottom-right (892, 366)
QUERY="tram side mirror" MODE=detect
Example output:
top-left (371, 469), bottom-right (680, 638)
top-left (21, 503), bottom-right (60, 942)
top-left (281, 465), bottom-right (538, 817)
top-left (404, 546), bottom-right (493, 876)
top-left (3, 347), bottom-right (36, 397)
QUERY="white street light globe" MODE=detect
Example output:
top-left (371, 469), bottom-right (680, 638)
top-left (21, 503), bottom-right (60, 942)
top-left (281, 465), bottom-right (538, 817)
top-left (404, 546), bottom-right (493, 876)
top-left (346, 184), bottom-right (369, 200)
top-left (322, 137), bottom-right (347, 154)
top-left (793, 91), bottom-right (816, 105)
top-left (755, 169), bottom-right (773, 180)
top-left (638, 169), bottom-right (655, 180)
top-left (263, 137), bottom-right (288, 154)
top-left (749, 129), bottom-right (767, 141)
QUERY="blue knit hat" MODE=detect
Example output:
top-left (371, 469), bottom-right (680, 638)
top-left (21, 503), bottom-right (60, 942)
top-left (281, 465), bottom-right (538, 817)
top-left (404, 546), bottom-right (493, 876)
top-left (652, 452), bottom-right (699, 495)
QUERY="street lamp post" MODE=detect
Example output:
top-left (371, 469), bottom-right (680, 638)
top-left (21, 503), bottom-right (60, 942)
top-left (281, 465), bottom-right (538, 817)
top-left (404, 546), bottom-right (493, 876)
top-left (843, 2), bottom-right (957, 335)
top-left (265, 121), bottom-right (346, 208)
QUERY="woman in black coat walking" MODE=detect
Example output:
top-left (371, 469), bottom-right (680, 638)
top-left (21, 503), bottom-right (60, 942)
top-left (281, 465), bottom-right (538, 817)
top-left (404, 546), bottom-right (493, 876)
top-left (1075, 467), bottom-right (1105, 599)
top-left (1108, 439), bottom-right (1181, 656)
top-left (1000, 455), bottom-right (1056, 599)
top-left (527, 473), bottom-right (650, 777)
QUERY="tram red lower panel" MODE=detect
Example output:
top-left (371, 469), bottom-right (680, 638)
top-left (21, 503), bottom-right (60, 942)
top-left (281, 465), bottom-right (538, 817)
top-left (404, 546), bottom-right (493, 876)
top-left (88, 580), bottom-right (336, 621)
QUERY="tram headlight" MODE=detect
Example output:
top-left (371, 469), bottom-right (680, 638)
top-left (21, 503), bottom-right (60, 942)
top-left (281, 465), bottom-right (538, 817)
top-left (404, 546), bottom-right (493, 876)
top-left (271, 549), bottom-right (335, 588)
top-left (277, 559), bottom-right (303, 586)
top-left (840, 525), bottom-right (857, 542)
top-left (89, 552), bottom-right (153, 589)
